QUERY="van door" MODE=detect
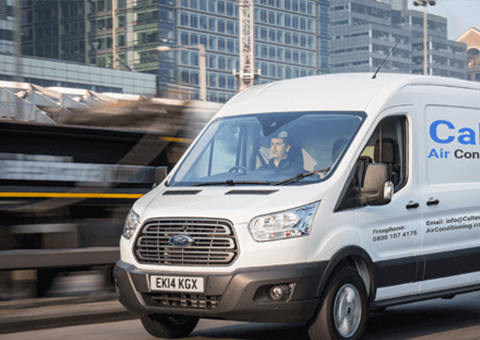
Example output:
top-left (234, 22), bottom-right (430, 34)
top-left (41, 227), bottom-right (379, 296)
top-left (350, 114), bottom-right (423, 301)
top-left (420, 103), bottom-right (480, 294)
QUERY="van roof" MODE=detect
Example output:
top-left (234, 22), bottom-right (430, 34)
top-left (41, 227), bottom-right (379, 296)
top-left (216, 73), bottom-right (480, 118)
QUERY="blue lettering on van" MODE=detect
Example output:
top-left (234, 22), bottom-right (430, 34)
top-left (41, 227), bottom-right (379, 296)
top-left (429, 120), bottom-right (478, 145)
top-left (428, 148), bottom-right (450, 159)
top-left (458, 128), bottom-right (476, 145)
top-left (429, 120), bottom-right (455, 144)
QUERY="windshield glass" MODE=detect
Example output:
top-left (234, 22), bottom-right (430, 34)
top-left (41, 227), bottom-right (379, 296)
top-left (169, 111), bottom-right (365, 187)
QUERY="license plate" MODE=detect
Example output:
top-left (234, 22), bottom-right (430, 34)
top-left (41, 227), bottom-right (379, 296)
top-left (150, 275), bottom-right (204, 293)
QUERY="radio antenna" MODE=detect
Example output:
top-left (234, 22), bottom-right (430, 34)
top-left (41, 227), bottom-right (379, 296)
top-left (372, 44), bottom-right (397, 79)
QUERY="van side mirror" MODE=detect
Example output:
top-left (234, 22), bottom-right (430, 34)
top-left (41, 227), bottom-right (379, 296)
top-left (359, 163), bottom-right (393, 206)
top-left (154, 166), bottom-right (169, 187)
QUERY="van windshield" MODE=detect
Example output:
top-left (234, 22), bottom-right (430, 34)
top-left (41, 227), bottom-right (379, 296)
top-left (169, 111), bottom-right (365, 187)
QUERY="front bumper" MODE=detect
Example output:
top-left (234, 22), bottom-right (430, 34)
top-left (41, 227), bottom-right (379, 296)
top-left (114, 260), bottom-right (327, 324)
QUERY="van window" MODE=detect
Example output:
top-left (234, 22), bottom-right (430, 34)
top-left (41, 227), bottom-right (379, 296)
top-left (169, 111), bottom-right (365, 186)
top-left (360, 116), bottom-right (407, 189)
top-left (336, 116), bottom-right (407, 211)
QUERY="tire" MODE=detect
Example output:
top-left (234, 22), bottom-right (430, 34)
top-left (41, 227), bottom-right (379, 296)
top-left (140, 314), bottom-right (199, 338)
top-left (308, 267), bottom-right (369, 340)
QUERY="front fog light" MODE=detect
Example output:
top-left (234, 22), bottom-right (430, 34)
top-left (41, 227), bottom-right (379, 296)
top-left (270, 283), bottom-right (295, 301)
top-left (248, 202), bottom-right (319, 242)
top-left (123, 209), bottom-right (140, 239)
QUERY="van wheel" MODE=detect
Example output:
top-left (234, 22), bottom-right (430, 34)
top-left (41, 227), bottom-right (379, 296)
top-left (308, 267), bottom-right (368, 340)
top-left (140, 314), bottom-right (199, 338)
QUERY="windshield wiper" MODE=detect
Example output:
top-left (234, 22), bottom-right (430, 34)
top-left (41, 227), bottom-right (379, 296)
top-left (194, 180), bottom-right (271, 186)
top-left (274, 167), bottom-right (331, 186)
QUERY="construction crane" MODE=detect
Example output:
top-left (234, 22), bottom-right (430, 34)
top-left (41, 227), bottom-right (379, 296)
top-left (234, 0), bottom-right (259, 91)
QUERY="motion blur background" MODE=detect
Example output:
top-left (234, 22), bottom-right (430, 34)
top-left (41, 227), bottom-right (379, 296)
top-left (1, 0), bottom-right (480, 301)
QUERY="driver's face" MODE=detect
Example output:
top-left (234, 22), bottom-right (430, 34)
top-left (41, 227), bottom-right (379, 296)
top-left (271, 138), bottom-right (290, 161)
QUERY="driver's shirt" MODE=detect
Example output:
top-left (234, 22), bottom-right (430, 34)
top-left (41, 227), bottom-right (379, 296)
top-left (260, 157), bottom-right (305, 176)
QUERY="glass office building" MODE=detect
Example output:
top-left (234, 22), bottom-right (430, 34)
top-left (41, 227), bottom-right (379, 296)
top-left (375, 0), bottom-right (405, 11)
top-left (19, 0), bottom-right (331, 102)
top-left (399, 9), bottom-right (467, 79)
top-left (175, 0), bottom-right (241, 102)
top-left (330, 0), bottom-right (412, 74)
top-left (20, 0), bottom-right (162, 74)
top-left (20, 0), bottom-right (85, 62)
top-left (11, 1), bottom-right (156, 94)
top-left (0, 0), bottom-right (14, 56)
top-left (175, 0), bottom-right (330, 102)
top-left (254, 0), bottom-right (328, 82)
top-left (330, 0), bottom-right (467, 80)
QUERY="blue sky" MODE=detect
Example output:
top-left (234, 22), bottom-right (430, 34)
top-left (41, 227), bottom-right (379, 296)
top-left (407, 0), bottom-right (480, 40)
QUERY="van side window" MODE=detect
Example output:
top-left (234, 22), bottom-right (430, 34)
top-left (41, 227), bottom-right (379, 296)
top-left (359, 116), bottom-right (407, 189)
top-left (335, 116), bottom-right (407, 211)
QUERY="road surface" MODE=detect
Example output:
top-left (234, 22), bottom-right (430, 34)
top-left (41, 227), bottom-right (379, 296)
top-left (3, 292), bottom-right (480, 340)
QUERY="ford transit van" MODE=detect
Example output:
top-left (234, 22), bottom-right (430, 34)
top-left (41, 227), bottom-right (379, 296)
top-left (114, 73), bottom-right (480, 340)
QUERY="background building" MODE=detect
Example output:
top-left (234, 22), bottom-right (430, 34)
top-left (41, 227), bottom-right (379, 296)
top-left (19, 0), bottom-right (162, 72)
top-left (19, 0), bottom-right (175, 93)
top-left (15, 0), bottom-right (472, 103)
top-left (253, 0), bottom-right (326, 83)
top-left (330, 0), bottom-right (412, 74)
top-left (170, 0), bottom-right (330, 102)
top-left (330, 0), bottom-right (467, 80)
top-left (173, 0), bottom-right (241, 102)
top-left (0, 0), bottom-right (14, 55)
top-left (399, 9), bottom-right (467, 79)
top-left (19, 0), bottom-right (331, 103)
top-left (21, 0), bottom-right (84, 62)
top-left (456, 27), bottom-right (480, 83)
top-left (0, 54), bottom-right (156, 95)
top-left (376, 0), bottom-right (405, 11)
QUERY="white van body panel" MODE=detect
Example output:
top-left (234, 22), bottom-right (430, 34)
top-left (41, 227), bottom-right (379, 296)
top-left (375, 282), bottom-right (422, 301)
top-left (136, 186), bottom-right (324, 224)
top-left (121, 183), bottom-right (331, 273)
top-left (419, 272), bottom-right (480, 294)
top-left (414, 85), bottom-right (480, 294)
top-left (215, 74), bottom-right (415, 118)
top-left (135, 183), bottom-right (330, 224)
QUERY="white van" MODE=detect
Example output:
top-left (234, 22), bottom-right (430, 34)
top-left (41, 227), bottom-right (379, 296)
top-left (114, 73), bottom-right (480, 340)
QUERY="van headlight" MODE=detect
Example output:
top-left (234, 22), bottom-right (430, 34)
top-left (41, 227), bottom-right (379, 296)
top-left (248, 202), bottom-right (319, 242)
top-left (123, 209), bottom-right (140, 239)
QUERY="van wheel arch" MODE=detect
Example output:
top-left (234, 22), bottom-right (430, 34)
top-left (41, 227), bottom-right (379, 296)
top-left (315, 246), bottom-right (377, 303)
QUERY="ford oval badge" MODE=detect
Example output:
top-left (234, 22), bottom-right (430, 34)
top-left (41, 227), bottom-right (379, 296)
top-left (169, 235), bottom-right (195, 247)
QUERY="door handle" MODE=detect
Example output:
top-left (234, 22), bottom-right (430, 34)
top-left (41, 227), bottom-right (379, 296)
top-left (426, 198), bottom-right (440, 206)
top-left (406, 202), bottom-right (419, 209)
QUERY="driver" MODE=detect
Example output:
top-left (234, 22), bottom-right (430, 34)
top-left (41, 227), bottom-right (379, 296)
top-left (260, 131), bottom-right (304, 176)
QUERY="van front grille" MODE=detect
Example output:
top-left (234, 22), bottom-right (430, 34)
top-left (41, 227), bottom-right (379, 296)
top-left (142, 293), bottom-right (221, 309)
top-left (134, 218), bottom-right (238, 266)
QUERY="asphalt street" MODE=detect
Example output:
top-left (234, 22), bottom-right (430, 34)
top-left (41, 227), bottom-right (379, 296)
top-left (2, 291), bottom-right (480, 340)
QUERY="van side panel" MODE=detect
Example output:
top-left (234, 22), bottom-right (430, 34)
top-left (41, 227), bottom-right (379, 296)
top-left (418, 86), bottom-right (480, 293)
